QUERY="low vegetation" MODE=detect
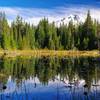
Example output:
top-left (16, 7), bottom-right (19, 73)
top-left (0, 50), bottom-right (99, 58)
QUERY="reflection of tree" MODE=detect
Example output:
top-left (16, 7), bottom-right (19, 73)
top-left (35, 57), bottom-right (60, 85)
top-left (0, 57), bottom-right (36, 85)
top-left (0, 56), bottom-right (100, 89)
top-left (77, 57), bottom-right (95, 90)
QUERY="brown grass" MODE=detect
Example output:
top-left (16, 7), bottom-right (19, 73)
top-left (0, 50), bottom-right (100, 58)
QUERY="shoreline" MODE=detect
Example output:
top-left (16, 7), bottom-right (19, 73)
top-left (0, 50), bottom-right (100, 57)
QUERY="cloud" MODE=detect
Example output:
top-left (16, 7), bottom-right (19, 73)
top-left (0, 5), bottom-right (100, 26)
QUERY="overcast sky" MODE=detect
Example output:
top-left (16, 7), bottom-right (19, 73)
top-left (0, 0), bottom-right (100, 25)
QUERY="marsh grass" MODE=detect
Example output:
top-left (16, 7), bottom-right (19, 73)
top-left (0, 50), bottom-right (99, 58)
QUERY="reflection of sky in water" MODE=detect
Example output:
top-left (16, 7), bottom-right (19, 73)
top-left (0, 57), bottom-right (100, 100)
top-left (0, 76), bottom-right (100, 100)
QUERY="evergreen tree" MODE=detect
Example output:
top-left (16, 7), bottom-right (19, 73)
top-left (1, 13), bottom-right (10, 50)
top-left (82, 10), bottom-right (96, 50)
top-left (0, 11), bottom-right (98, 51)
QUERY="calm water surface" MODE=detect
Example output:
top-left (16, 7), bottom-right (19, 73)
top-left (0, 56), bottom-right (100, 100)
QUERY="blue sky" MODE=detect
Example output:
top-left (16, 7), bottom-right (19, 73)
top-left (0, 0), bottom-right (99, 8)
top-left (0, 0), bottom-right (100, 25)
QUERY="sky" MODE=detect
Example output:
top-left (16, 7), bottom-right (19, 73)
top-left (0, 0), bottom-right (100, 25)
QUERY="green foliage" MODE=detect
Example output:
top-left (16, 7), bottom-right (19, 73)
top-left (0, 11), bottom-right (99, 50)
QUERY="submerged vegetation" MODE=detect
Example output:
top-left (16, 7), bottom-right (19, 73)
top-left (0, 11), bottom-right (100, 51)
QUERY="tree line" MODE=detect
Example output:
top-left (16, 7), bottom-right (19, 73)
top-left (0, 11), bottom-right (100, 50)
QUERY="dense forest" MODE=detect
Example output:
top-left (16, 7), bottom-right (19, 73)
top-left (0, 11), bottom-right (100, 50)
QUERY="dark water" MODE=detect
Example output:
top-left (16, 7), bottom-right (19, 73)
top-left (0, 56), bottom-right (100, 100)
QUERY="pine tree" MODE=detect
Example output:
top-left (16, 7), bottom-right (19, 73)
top-left (82, 10), bottom-right (96, 50)
top-left (1, 13), bottom-right (11, 50)
top-left (0, 11), bottom-right (98, 51)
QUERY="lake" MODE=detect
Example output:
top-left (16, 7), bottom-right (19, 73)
top-left (0, 56), bottom-right (100, 100)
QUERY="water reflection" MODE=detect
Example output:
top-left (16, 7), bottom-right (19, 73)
top-left (0, 56), bottom-right (100, 100)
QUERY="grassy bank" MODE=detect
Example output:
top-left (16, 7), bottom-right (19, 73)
top-left (0, 50), bottom-right (100, 58)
